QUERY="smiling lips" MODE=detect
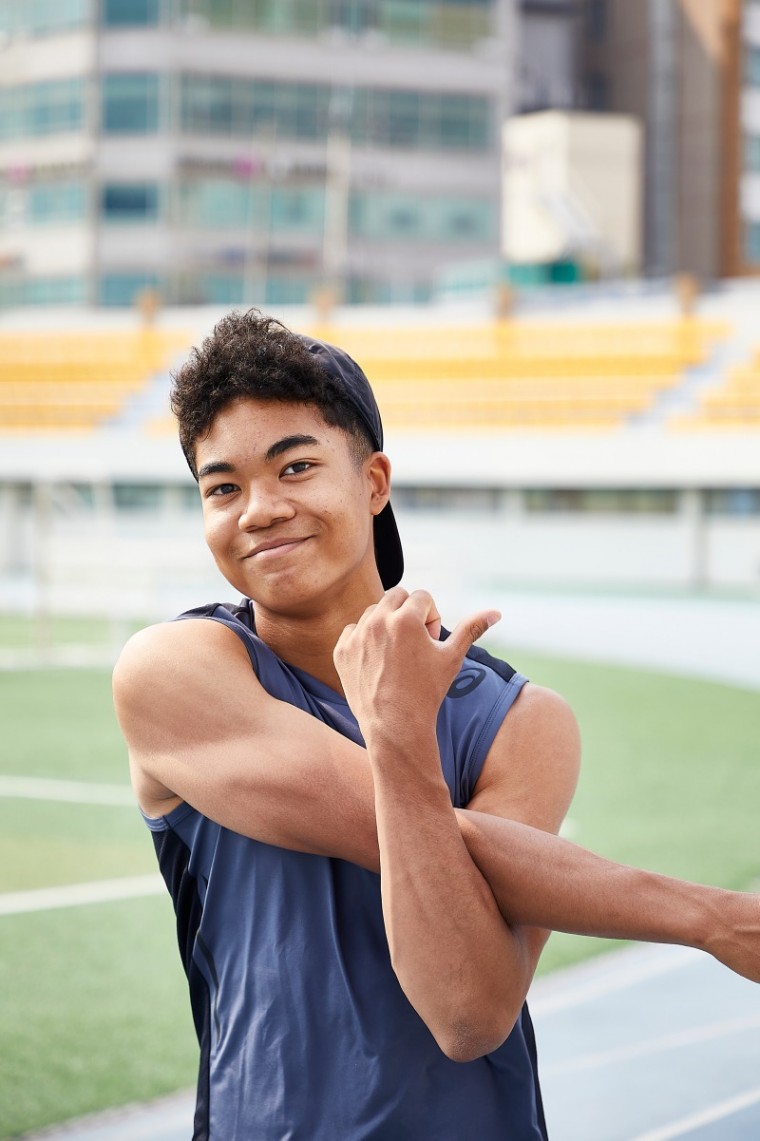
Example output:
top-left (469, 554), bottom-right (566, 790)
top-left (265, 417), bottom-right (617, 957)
top-left (245, 537), bottom-right (310, 560)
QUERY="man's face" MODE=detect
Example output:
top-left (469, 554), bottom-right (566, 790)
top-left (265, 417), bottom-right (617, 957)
top-left (195, 397), bottom-right (389, 618)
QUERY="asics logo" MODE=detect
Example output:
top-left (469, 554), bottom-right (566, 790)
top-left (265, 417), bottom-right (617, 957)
top-left (447, 667), bottom-right (486, 699)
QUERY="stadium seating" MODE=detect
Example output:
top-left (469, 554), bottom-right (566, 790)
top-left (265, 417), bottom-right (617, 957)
top-left (671, 349), bottom-right (760, 431)
top-left (0, 328), bottom-right (191, 432)
top-left (303, 317), bottom-right (729, 432)
top-left (2, 316), bottom-right (729, 436)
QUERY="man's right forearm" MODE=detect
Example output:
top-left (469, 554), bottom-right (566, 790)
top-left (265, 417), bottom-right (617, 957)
top-left (454, 809), bottom-right (760, 985)
top-left (456, 809), bottom-right (711, 950)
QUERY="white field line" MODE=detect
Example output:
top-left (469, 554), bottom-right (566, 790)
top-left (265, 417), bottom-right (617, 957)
top-left (542, 1011), bottom-right (760, 1077)
top-left (529, 945), bottom-right (698, 1016)
top-left (0, 775), bottom-right (135, 806)
top-left (632, 1083), bottom-right (760, 1141)
top-left (0, 875), bottom-right (165, 916)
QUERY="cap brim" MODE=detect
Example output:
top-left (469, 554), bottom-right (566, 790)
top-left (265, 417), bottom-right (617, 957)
top-left (374, 501), bottom-right (404, 590)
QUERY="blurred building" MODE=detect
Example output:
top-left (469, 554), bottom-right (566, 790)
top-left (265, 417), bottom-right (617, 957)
top-left (575, 0), bottom-right (759, 282)
top-left (0, 0), bottom-right (515, 308)
top-left (502, 109), bottom-right (642, 282)
top-left (517, 0), bottom-right (578, 114)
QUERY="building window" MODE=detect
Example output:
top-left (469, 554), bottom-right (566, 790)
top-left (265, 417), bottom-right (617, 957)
top-left (0, 275), bottom-right (86, 305)
top-left (745, 220), bottom-right (760, 264)
top-left (0, 0), bottom-right (90, 37)
top-left (350, 190), bottom-right (493, 242)
top-left (178, 75), bottom-right (490, 152)
top-left (392, 486), bottom-right (502, 512)
top-left (172, 0), bottom-right (492, 48)
top-left (99, 272), bottom-right (161, 306)
top-left (101, 183), bottom-right (160, 222)
top-left (745, 45), bottom-right (760, 87)
top-left (584, 71), bottom-right (609, 111)
top-left (180, 75), bottom-right (330, 140)
top-left (175, 178), bottom-right (253, 227)
top-left (585, 0), bottom-right (608, 41)
top-left (102, 0), bottom-right (161, 25)
top-left (269, 187), bottom-right (325, 233)
top-left (524, 489), bottom-right (678, 514)
top-left (744, 136), bottom-right (760, 172)
top-left (705, 489), bottom-right (760, 516)
top-left (113, 483), bottom-right (164, 511)
top-left (0, 79), bottom-right (86, 139)
top-left (102, 73), bottom-right (161, 133)
top-left (26, 181), bottom-right (88, 224)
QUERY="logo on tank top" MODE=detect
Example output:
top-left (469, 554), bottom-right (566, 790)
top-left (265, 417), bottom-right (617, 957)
top-left (447, 667), bottom-right (486, 699)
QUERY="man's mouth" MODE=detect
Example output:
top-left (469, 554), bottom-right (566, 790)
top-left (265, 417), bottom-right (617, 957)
top-left (245, 537), bottom-right (309, 560)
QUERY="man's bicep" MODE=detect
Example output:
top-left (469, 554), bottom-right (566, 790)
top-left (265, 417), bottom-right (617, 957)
top-left (468, 683), bottom-right (581, 833)
top-left (113, 619), bottom-right (378, 867)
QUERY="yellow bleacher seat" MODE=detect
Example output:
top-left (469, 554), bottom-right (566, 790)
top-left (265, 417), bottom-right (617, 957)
top-left (0, 327), bottom-right (192, 433)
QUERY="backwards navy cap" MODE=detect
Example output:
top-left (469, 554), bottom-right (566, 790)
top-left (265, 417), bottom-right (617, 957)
top-left (297, 334), bottom-right (404, 591)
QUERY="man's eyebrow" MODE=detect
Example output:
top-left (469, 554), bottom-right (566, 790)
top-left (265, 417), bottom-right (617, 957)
top-left (197, 460), bottom-right (235, 480)
top-left (265, 434), bottom-right (320, 462)
top-left (197, 435), bottom-right (321, 479)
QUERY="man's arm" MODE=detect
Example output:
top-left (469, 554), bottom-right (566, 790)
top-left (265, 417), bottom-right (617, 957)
top-left (113, 615), bottom-right (760, 1047)
top-left (332, 589), bottom-right (578, 1060)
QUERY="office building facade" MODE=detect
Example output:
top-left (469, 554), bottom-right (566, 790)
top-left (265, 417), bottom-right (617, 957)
top-left (0, 0), bottom-right (514, 307)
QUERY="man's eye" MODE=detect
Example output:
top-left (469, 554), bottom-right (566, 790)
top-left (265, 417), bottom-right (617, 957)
top-left (209, 483), bottom-right (237, 496)
top-left (283, 461), bottom-right (312, 476)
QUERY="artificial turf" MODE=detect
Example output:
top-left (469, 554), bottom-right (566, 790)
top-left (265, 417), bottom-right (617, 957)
top-left (0, 650), bottom-right (758, 1136)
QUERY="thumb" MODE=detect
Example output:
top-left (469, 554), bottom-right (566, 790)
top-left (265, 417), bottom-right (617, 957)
top-left (445, 609), bottom-right (501, 662)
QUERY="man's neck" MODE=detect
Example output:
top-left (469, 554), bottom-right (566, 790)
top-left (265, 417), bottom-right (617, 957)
top-left (252, 583), bottom-right (384, 695)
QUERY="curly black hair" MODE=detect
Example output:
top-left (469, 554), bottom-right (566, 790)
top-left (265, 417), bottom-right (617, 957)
top-left (171, 309), bottom-right (374, 478)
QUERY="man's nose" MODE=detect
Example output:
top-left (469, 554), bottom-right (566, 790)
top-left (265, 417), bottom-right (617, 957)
top-left (238, 485), bottom-right (295, 530)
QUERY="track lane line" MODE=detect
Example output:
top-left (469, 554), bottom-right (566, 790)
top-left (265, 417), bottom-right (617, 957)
top-left (0, 875), bottom-right (164, 916)
top-left (632, 1084), bottom-right (760, 1140)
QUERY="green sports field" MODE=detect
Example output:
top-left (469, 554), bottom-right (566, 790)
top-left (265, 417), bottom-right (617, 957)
top-left (1, 637), bottom-right (759, 1138)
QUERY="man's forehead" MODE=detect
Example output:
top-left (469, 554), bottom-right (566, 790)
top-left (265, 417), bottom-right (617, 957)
top-left (195, 399), bottom-right (343, 468)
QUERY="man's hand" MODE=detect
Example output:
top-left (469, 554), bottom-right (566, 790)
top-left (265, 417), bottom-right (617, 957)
top-left (333, 587), bottom-right (501, 754)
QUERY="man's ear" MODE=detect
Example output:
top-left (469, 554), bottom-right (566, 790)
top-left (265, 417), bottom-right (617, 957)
top-left (366, 452), bottom-right (392, 516)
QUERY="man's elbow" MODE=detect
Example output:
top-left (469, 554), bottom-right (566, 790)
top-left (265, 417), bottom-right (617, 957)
top-left (433, 1003), bottom-right (521, 1064)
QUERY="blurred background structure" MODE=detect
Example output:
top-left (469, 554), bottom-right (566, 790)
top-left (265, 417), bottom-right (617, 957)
top-left (2, 6), bottom-right (760, 1139)
top-left (0, 0), bottom-right (759, 641)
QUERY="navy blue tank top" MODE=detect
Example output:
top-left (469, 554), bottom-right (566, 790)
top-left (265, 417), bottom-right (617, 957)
top-left (143, 600), bottom-right (547, 1140)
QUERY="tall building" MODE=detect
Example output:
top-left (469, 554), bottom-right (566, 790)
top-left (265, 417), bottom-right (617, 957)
top-left (517, 0), bottom-right (577, 114)
top-left (0, 0), bottom-right (514, 308)
top-left (576, 0), bottom-right (760, 282)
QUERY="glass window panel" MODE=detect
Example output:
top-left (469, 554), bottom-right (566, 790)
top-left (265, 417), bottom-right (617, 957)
top-left (113, 483), bottom-right (164, 511)
top-left (745, 221), bottom-right (760, 264)
top-left (178, 75), bottom-right (488, 151)
top-left (197, 274), bottom-right (245, 304)
top-left (101, 182), bottom-right (160, 221)
top-left (705, 489), bottom-right (760, 516)
top-left (102, 73), bottom-right (160, 133)
top-left (525, 489), bottom-right (678, 514)
top-left (21, 276), bottom-right (86, 304)
top-left (176, 178), bottom-right (252, 227)
top-left (99, 271), bottom-right (161, 306)
top-left (0, 0), bottom-right (90, 36)
top-left (745, 46), bottom-right (760, 87)
top-left (27, 180), bottom-right (88, 223)
top-left (744, 136), bottom-right (760, 173)
top-left (269, 187), bottom-right (325, 232)
top-left (14, 78), bottom-right (87, 137)
top-left (103, 0), bottom-right (160, 25)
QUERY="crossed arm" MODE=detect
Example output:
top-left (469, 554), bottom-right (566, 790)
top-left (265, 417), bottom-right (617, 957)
top-left (113, 607), bottom-right (760, 1062)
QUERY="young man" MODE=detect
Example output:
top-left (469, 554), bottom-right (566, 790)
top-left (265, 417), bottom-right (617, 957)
top-left (113, 310), bottom-right (760, 1141)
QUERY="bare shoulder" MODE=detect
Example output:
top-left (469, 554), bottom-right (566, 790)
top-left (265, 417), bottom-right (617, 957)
top-left (112, 617), bottom-right (260, 749)
top-left (469, 683), bottom-right (581, 832)
top-left (114, 616), bottom-right (244, 683)
top-left (114, 618), bottom-right (249, 703)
